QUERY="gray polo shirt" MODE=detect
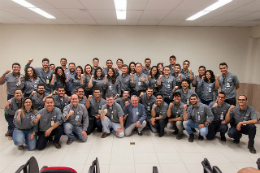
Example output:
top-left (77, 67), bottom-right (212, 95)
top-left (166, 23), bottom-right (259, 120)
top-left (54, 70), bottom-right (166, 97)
top-left (218, 72), bottom-right (240, 99)
top-left (1, 72), bottom-right (24, 95)
top-left (230, 106), bottom-right (258, 125)
top-left (63, 103), bottom-right (89, 131)
top-left (115, 97), bottom-right (130, 111)
top-left (209, 101), bottom-right (230, 122)
top-left (149, 77), bottom-right (159, 93)
top-left (117, 74), bottom-right (132, 92)
top-left (66, 76), bottom-right (83, 94)
top-left (197, 81), bottom-right (216, 101)
top-left (13, 109), bottom-right (35, 130)
top-left (89, 97), bottom-right (106, 118)
top-left (102, 68), bottom-right (119, 76)
top-left (92, 78), bottom-right (106, 97)
top-left (172, 73), bottom-right (186, 89)
top-left (83, 75), bottom-right (92, 91)
top-left (180, 69), bottom-right (194, 87)
top-left (5, 97), bottom-right (22, 115)
top-left (36, 107), bottom-right (63, 132)
top-left (30, 93), bottom-right (48, 111)
top-left (158, 75), bottom-right (176, 98)
top-left (169, 101), bottom-right (184, 119)
top-left (168, 65), bottom-right (175, 75)
top-left (101, 102), bottom-right (124, 123)
top-left (142, 68), bottom-right (151, 76)
top-left (154, 101), bottom-right (168, 119)
top-left (105, 78), bottom-right (121, 97)
top-left (131, 73), bottom-right (148, 92)
top-left (22, 77), bottom-right (40, 95)
top-left (52, 95), bottom-right (69, 113)
top-left (50, 76), bottom-right (66, 92)
top-left (79, 98), bottom-right (87, 105)
top-left (140, 93), bottom-right (156, 117)
top-left (175, 89), bottom-right (197, 106)
top-left (192, 76), bottom-right (203, 98)
top-left (186, 103), bottom-right (214, 124)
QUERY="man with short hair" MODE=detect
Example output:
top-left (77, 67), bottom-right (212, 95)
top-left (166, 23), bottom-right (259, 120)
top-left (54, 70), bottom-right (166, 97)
top-left (102, 59), bottom-right (119, 76)
top-left (130, 63), bottom-right (148, 96)
top-left (0, 63), bottom-right (24, 100)
top-left (225, 95), bottom-right (258, 153)
top-left (115, 90), bottom-right (130, 111)
top-left (217, 62), bottom-right (240, 105)
top-left (124, 95), bottom-right (147, 136)
top-left (183, 94), bottom-right (214, 142)
top-left (100, 94), bottom-right (124, 138)
top-left (50, 64), bottom-right (55, 72)
top-left (25, 58), bottom-right (54, 95)
top-left (30, 84), bottom-right (48, 111)
top-left (47, 86), bottom-right (69, 113)
top-left (166, 92), bottom-right (184, 140)
top-left (206, 92), bottom-right (230, 141)
top-left (180, 60), bottom-right (194, 88)
top-left (117, 64), bottom-right (133, 94)
top-left (193, 66), bottom-right (206, 99)
top-left (116, 59), bottom-right (124, 75)
top-left (60, 58), bottom-right (69, 74)
top-left (172, 63), bottom-right (185, 89)
top-left (142, 58), bottom-right (151, 75)
top-left (168, 55), bottom-right (176, 74)
top-left (63, 94), bottom-right (89, 144)
top-left (66, 62), bottom-right (76, 96)
top-left (86, 87), bottom-right (106, 135)
top-left (149, 93), bottom-right (168, 137)
top-left (91, 57), bottom-right (100, 75)
top-left (76, 87), bottom-right (87, 106)
top-left (33, 97), bottom-right (63, 150)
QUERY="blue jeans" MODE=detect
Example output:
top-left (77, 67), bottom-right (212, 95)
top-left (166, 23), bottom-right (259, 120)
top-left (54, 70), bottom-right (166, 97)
top-left (183, 119), bottom-right (208, 137)
top-left (64, 123), bottom-right (87, 142)
top-left (13, 128), bottom-right (36, 150)
top-left (101, 116), bottom-right (124, 138)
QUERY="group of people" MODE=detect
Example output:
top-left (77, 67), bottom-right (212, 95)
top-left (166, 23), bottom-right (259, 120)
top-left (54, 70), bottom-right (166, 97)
top-left (0, 56), bottom-right (258, 154)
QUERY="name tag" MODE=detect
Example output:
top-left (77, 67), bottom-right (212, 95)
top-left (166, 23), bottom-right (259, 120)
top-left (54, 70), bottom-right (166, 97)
top-left (98, 110), bottom-right (101, 115)
top-left (226, 83), bottom-right (230, 88)
top-left (138, 81), bottom-right (141, 86)
top-left (136, 112), bottom-right (139, 115)
top-left (46, 79), bottom-right (50, 84)
top-left (75, 115), bottom-right (79, 121)
top-left (208, 87), bottom-right (212, 93)
top-left (51, 120), bottom-right (55, 126)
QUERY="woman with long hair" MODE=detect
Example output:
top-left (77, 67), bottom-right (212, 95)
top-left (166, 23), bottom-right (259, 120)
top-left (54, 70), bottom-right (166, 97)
top-left (157, 63), bottom-right (164, 75)
top-left (13, 97), bottom-right (37, 150)
top-left (148, 66), bottom-right (159, 95)
top-left (128, 62), bottom-right (136, 74)
top-left (66, 66), bottom-right (84, 94)
top-left (105, 68), bottom-right (121, 98)
top-left (51, 66), bottom-right (66, 91)
top-left (88, 66), bottom-right (107, 98)
top-left (83, 64), bottom-right (93, 98)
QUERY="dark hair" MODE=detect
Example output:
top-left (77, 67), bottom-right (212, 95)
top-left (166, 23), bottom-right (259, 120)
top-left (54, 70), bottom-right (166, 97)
top-left (93, 86), bottom-right (101, 93)
top-left (94, 67), bottom-right (104, 79)
top-left (169, 55), bottom-right (176, 60)
top-left (24, 66), bottom-right (37, 81)
top-left (37, 83), bottom-right (45, 89)
top-left (84, 64), bottom-right (93, 77)
top-left (117, 58), bottom-right (124, 63)
top-left (174, 63), bottom-right (181, 69)
top-left (219, 62), bottom-right (228, 67)
top-left (55, 67), bottom-right (66, 85)
top-left (123, 90), bottom-right (129, 94)
top-left (147, 86), bottom-right (154, 90)
top-left (239, 95), bottom-right (247, 100)
top-left (145, 58), bottom-right (151, 62)
top-left (106, 59), bottom-right (113, 64)
top-left (60, 58), bottom-right (67, 62)
top-left (21, 97), bottom-right (37, 118)
top-left (190, 94), bottom-right (198, 99)
top-left (69, 62), bottom-right (75, 66)
top-left (128, 62), bottom-right (136, 74)
top-left (93, 57), bottom-right (99, 62)
top-left (14, 88), bottom-right (22, 93)
top-left (156, 92), bottom-right (163, 98)
top-left (77, 87), bottom-right (84, 91)
top-left (75, 66), bottom-right (83, 79)
top-left (42, 58), bottom-right (49, 63)
top-left (199, 66), bottom-right (206, 70)
top-left (204, 70), bottom-right (215, 83)
top-left (106, 94), bottom-right (113, 98)
top-left (183, 60), bottom-right (190, 65)
top-left (57, 86), bottom-right (65, 90)
top-left (12, 62), bottom-right (21, 68)
top-left (107, 68), bottom-right (117, 84)
top-left (163, 66), bottom-right (170, 70)
top-left (45, 96), bottom-right (54, 102)
top-left (136, 62), bottom-right (142, 67)
top-left (218, 91), bottom-right (226, 97)
top-left (181, 79), bottom-right (190, 85)
top-left (50, 64), bottom-right (55, 66)
top-left (173, 92), bottom-right (181, 98)
top-left (122, 64), bottom-right (128, 68)
top-left (149, 66), bottom-right (159, 79)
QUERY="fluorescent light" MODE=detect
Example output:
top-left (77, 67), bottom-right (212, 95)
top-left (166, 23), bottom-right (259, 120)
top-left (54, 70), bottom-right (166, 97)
top-left (29, 8), bottom-right (55, 19)
top-left (12, 0), bottom-right (35, 8)
top-left (114, 0), bottom-right (127, 20)
top-left (186, 0), bottom-right (233, 20)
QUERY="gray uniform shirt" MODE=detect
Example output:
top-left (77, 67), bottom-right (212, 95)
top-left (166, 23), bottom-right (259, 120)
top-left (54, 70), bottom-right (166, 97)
top-left (142, 68), bottom-right (151, 76)
top-left (172, 73), bottom-right (186, 89)
top-left (115, 97), bottom-right (130, 111)
top-left (63, 103), bottom-right (89, 131)
top-left (5, 97), bottom-right (22, 115)
top-left (131, 73), bottom-right (148, 91)
top-left (36, 107), bottom-right (63, 132)
top-left (140, 93), bottom-right (156, 117)
top-left (218, 72), bottom-right (239, 99)
top-left (30, 93), bottom-right (48, 110)
top-left (101, 102), bottom-right (124, 123)
top-left (66, 76), bottom-right (83, 94)
top-left (117, 74), bottom-right (132, 92)
top-left (192, 76), bottom-right (203, 98)
top-left (83, 75), bottom-right (92, 91)
top-left (22, 77), bottom-right (40, 95)
top-left (105, 78), bottom-right (121, 97)
top-left (79, 98), bottom-right (87, 105)
top-left (169, 101), bottom-right (184, 119)
top-left (13, 109), bottom-right (35, 130)
top-left (175, 89), bottom-right (197, 106)
top-left (186, 103), bottom-right (214, 124)
top-left (197, 81), bottom-right (216, 101)
top-left (149, 77), bottom-right (159, 93)
top-left (154, 101), bottom-right (168, 119)
top-left (92, 78), bottom-right (106, 97)
top-left (52, 95), bottom-right (69, 113)
top-left (209, 101), bottom-right (230, 122)
top-left (50, 76), bottom-right (66, 92)
top-left (1, 72), bottom-right (24, 95)
top-left (158, 75), bottom-right (176, 98)
top-left (230, 106), bottom-right (258, 125)
top-left (89, 97), bottom-right (106, 118)
top-left (102, 68), bottom-right (119, 76)
top-left (180, 70), bottom-right (194, 88)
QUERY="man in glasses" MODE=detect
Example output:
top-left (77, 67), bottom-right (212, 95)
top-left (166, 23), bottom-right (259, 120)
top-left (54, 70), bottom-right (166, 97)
top-left (225, 95), bottom-right (258, 154)
top-left (217, 62), bottom-right (240, 105)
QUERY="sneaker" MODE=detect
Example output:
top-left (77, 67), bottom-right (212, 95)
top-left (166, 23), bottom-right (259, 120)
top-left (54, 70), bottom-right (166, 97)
top-left (188, 134), bottom-right (194, 142)
top-left (17, 145), bottom-right (24, 150)
top-left (176, 134), bottom-right (183, 140)
top-left (66, 139), bottom-right (73, 145)
top-left (138, 132), bottom-right (143, 136)
top-left (233, 139), bottom-right (240, 144)
top-left (198, 134), bottom-right (204, 141)
top-left (97, 129), bottom-right (102, 133)
top-left (8, 136), bottom-right (12, 140)
top-left (54, 143), bottom-right (61, 149)
top-left (172, 129), bottom-right (179, 135)
top-left (248, 146), bottom-right (256, 154)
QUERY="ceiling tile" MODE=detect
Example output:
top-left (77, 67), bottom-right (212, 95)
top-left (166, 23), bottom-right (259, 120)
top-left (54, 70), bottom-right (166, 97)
top-left (54, 18), bottom-right (77, 24)
top-left (41, 8), bottom-right (69, 19)
top-left (29, 18), bottom-right (57, 24)
top-left (234, 21), bottom-right (260, 26)
top-left (0, 9), bottom-right (21, 18)
top-left (0, 18), bottom-right (15, 23)
top-left (3, 7), bottom-right (46, 18)
top-left (234, 0), bottom-right (260, 12)
top-left (197, 11), bottom-right (226, 20)
top-left (145, 0), bottom-right (182, 10)
top-left (158, 19), bottom-right (182, 26)
top-left (96, 19), bottom-right (117, 25)
top-left (88, 10), bottom-right (116, 20)
top-left (141, 10), bottom-right (170, 20)
top-left (0, 0), bottom-right (23, 8)
top-left (8, 18), bottom-right (36, 24)
top-left (73, 18), bottom-right (97, 24)
top-left (118, 19), bottom-right (139, 25)
top-left (127, 0), bottom-right (148, 10)
top-left (235, 12), bottom-right (260, 21)
top-left (214, 20), bottom-right (247, 26)
top-left (79, 0), bottom-right (115, 10)
top-left (59, 9), bottom-right (93, 19)
top-left (195, 20), bottom-right (226, 26)
top-left (177, 19), bottom-right (206, 26)
top-left (138, 19), bottom-right (160, 25)
top-left (174, 0), bottom-right (218, 11)
top-left (126, 11), bottom-right (143, 20)
top-left (212, 11), bottom-right (254, 20)
top-left (164, 11), bottom-right (198, 20)
top-left (215, 0), bottom-right (255, 12)
top-left (26, 0), bottom-right (55, 8)
top-left (45, 0), bottom-right (85, 9)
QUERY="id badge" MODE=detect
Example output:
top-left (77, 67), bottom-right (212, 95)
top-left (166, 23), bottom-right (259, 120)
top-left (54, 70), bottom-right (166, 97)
top-left (98, 109), bottom-right (101, 115)
top-left (187, 99), bottom-right (189, 105)
top-left (109, 85), bottom-right (112, 90)
top-left (176, 112), bottom-right (179, 118)
top-left (111, 111), bottom-right (113, 119)
top-left (136, 112), bottom-right (139, 115)
top-left (220, 114), bottom-right (224, 120)
top-left (226, 83), bottom-right (230, 88)
top-left (46, 79), bottom-right (50, 84)
top-left (138, 81), bottom-right (141, 86)
top-left (167, 84), bottom-right (171, 89)
top-left (154, 83), bottom-right (157, 87)
top-left (147, 106), bottom-right (150, 111)
top-left (197, 115), bottom-right (201, 121)
top-left (208, 87), bottom-right (212, 93)
top-left (51, 121), bottom-right (55, 126)
top-left (75, 115), bottom-right (79, 121)
top-left (34, 84), bottom-right (37, 89)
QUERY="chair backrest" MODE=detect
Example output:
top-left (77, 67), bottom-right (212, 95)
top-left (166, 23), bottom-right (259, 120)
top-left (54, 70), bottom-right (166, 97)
top-left (40, 167), bottom-right (77, 173)
top-left (88, 157), bottom-right (100, 173)
top-left (15, 156), bottom-right (39, 173)
top-left (153, 166), bottom-right (159, 173)
top-left (201, 158), bottom-right (213, 173)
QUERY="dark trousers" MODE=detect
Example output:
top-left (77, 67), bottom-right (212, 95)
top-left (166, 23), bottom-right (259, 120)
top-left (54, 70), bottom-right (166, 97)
top-left (5, 113), bottom-right (15, 136)
top-left (7, 95), bottom-right (13, 100)
top-left (164, 97), bottom-right (172, 105)
top-left (36, 126), bottom-right (63, 150)
top-left (152, 119), bottom-right (167, 134)
top-left (131, 90), bottom-right (145, 97)
top-left (24, 94), bottom-right (31, 98)
top-left (201, 99), bottom-right (213, 106)
top-left (66, 91), bottom-right (72, 96)
top-left (228, 124), bottom-right (256, 147)
top-left (225, 97), bottom-right (236, 106)
top-left (87, 118), bottom-right (102, 135)
top-left (84, 90), bottom-right (92, 98)
top-left (206, 121), bottom-right (228, 140)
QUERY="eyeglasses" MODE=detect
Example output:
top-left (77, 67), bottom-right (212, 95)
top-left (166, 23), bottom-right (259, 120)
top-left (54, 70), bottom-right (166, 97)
top-left (238, 99), bottom-right (246, 101)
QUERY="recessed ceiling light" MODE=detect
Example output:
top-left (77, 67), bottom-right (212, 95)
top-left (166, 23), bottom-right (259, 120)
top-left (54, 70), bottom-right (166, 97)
top-left (114, 0), bottom-right (127, 20)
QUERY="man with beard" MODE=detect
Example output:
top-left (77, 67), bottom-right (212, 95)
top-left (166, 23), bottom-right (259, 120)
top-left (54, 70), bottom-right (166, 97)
top-left (76, 87), bottom-right (87, 107)
top-left (47, 86), bottom-right (69, 113)
top-left (115, 90), bottom-right (130, 112)
top-left (168, 55), bottom-right (176, 75)
top-left (115, 59), bottom-right (123, 75)
top-left (25, 58), bottom-right (54, 95)
top-left (30, 84), bottom-right (48, 111)
top-left (142, 58), bottom-right (151, 76)
top-left (117, 64), bottom-right (133, 94)
top-left (183, 94), bottom-right (214, 142)
top-left (60, 58), bottom-right (69, 74)
top-left (102, 59), bottom-right (119, 76)
top-left (91, 57), bottom-right (100, 75)
top-left (65, 62), bottom-right (76, 96)
top-left (172, 64), bottom-right (185, 89)
top-left (193, 66), bottom-right (206, 99)
top-left (180, 60), bottom-right (194, 88)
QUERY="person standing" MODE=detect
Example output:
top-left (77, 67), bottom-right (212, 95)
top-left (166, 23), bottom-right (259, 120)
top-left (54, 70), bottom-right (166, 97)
top-left (66, 62), bottom-right (76, 96)
top-left (130, 63), bottom-right (148, 96)
top-left (192, 66), bottom-right (206, 99)
top-left (142, 58), bottom-right (151, 75)
top-left (180, 60), bottom-right (194, 88)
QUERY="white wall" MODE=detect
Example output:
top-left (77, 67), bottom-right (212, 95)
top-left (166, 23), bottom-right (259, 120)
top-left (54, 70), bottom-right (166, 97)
top-left (0, 25), bottom-right (251, 83)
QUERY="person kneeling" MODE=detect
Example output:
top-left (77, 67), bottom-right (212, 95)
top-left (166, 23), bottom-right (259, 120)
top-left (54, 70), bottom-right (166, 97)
top-left (124, 95), bottom-right (147, 136)
top-left (183, 94), bottom-right (214, 142)
top-left (63, 94), bottom-right (88, 145)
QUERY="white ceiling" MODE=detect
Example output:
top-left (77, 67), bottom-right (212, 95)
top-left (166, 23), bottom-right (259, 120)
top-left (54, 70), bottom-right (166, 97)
top-left (0, 0), bottom-right (260, 26)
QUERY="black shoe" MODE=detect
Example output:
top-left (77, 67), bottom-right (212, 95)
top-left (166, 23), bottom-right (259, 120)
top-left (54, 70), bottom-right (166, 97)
top-left (54, 143), bottom-right (61, 149)
top-left (191, 128), bottom-right (196, 133)
top-left (198, 134), bottom-right (204, 141)
top-left (138, 132), bottom-right (143, 136)
top-left (188, 134), bottom-right (194, 142)
top-left (66, 139), bottom-right (73, 145)
top-left (248, 146), bottom-right (256, 154)
top-left (176, 134), bottom-right (183, 140)
top-left (159, 133), bottom-right (164, 137)
top-left (173, 129), bottom-right (179, 135)
top-left (221, 135), bottom-right (226, 142)
top-left (97, 129), bottom-right (102, 133)
top-left (233, 139), bottom-right (240, 144)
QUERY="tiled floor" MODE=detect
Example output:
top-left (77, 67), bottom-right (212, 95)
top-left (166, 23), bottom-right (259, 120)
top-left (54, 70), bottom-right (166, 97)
top-left (0, 109), bottom-right (260, 173)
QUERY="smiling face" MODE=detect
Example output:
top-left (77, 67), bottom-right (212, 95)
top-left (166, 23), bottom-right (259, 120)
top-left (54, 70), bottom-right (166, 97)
top-left (122, 66), bottom-right (128, 74)
top-left (57, 88), bottom-right (65, 97)
top-left (106, 96), bottom-right (114, 107)
top-left (170, 57), bottom-right (176, 65)
top-left (183, 62), bottom-right (189, 70)
top-left (206, 71), bottom-right (211, 80)
top-left (131, 96), bottom-right (138, 107)
top-left (106, 60), bottom-right (113, 68)
top-left (107, 68), bottom-right (114, 77)
top-left (135, 64), bottom-right (142, 73)
top-left (190, 96), bottom-right (198, 106)
top-left (23, 98), bottom-right (32, 110)
top-left (45, 98), bottom-right (54, 110)
top-left (76, 67), bottom-right (82, 76)
top-left (156, 95), bottom-right (163, 105)
top-left (198, 67), bottom-right (205, 76)
top-left (145, 59), bottom-right (151, 67)
top-left (26, 67), bottom-right (34, 77)
top-left (85, 65), bottom-right (92, 74)
top-left (12, 65), bottom-right (21, 74)
top-left (42, 61), bottom-right (49, 69)
top-left (60, 59), bottom-right (67, 66)
top-left (151, 67), bottom-right (157, 76)
top-left (96, 69), bottom-right (102, 77)
top-left (130, 64), bottom-right (135, 72)
top-left (219, 65), bottom-right (228, 75)
top-left (71, 94), bottom-right (79, 106)
top-left (14, 89), bottom-right (23, 100)
top-left (57, 68), bottom-right (63, 76)
top-left (37, 85), bottom-right (46, 94)
top-left (174, 66), bottom-right (180, 73)
top-left (163, 67), bottom-right (170, 75)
